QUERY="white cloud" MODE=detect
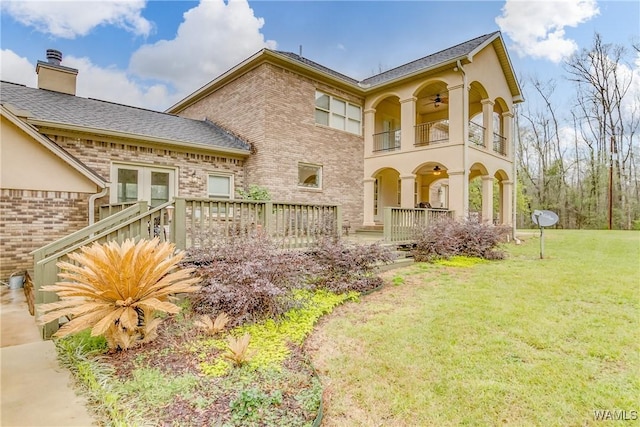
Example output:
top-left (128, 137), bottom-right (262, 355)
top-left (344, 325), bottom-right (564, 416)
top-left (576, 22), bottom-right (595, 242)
top-left (496, 0), bottom-right (600, 63)
top-left (1, 0), bottom-right (152, 39)
top-left (63, 56), bottom-right (172, 110)
top-left (129, 0), bottom-right (276, 94)
top-left (0, 49), bottom-right (173, 110)
top-left (1, 0), bottom-right (276, 110)
top-left (0, 49), bottom-right (37, 87)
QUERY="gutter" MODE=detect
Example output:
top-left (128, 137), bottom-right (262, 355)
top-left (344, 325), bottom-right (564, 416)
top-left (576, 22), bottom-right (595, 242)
top-left (456, 59), bottom-right (470, 219)
top-left (27, 119), bottom-right (251, 157)
top-left (88, 186), bottom-right (108, 225)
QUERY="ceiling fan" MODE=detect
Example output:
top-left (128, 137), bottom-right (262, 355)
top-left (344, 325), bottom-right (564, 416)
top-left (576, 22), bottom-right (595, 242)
top-left (429, 94), bottom-right (448, 108)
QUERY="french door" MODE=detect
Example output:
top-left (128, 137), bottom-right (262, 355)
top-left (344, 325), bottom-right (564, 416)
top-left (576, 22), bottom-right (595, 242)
top-left (111, 164), bottom-right (176, 207)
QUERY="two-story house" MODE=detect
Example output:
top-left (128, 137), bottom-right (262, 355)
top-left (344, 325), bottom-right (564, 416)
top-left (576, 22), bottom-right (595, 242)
top-left (169, 31), bottom-right (522, 228)
top-left (0, 31), bottom-right (522, 281)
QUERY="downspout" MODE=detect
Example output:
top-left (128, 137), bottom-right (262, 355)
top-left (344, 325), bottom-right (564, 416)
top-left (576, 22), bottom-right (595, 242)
top-left (512, 105), bottom-right (520, 243)
top-left (88, 186), bottom-right (108, 225)
top-left (456, 59), bottom-right (469, 220)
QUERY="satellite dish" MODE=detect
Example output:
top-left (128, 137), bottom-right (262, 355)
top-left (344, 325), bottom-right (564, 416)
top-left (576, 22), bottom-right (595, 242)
top-left (531, 210), bottom-right (558, 259)
top-left (531, 210), bottom-right (559, 227)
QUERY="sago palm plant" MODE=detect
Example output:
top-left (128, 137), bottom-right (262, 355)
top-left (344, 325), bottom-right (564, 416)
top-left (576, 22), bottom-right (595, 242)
top-left (39, 238), bottom-right (201, 350)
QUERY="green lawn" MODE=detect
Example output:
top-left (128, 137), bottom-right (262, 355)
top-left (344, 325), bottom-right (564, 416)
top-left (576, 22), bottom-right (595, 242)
top-left (308, 230), bottom-right (640, 426)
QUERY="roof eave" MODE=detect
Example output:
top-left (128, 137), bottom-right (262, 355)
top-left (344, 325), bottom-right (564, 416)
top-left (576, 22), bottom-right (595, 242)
top-left (167, 50), bottom-right (365, 114)
top-left (473, 34), bottom-right (524, 102)
top-left (26, 118), bottom-right (251, 157)
top-left (1, 105), bottom-right (107, 188)
top-left (364, 55), bottom-right (471, 91)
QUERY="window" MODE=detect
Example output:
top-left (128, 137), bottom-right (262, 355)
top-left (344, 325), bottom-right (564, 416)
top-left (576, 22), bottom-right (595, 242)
top-left (111, 164), bottom-right (175, 207)
top-left (315, 91), bottom-right (361, 135)
top-left (207, 174), bottom-right (234, 216)
top-left (208, 174), bottom-right (233, 198)
top-left (298, 163), bottom-right (322, 189)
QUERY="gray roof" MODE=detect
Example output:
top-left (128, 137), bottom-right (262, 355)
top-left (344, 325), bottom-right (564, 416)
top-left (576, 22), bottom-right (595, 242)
top-left (361, 32), bottom-right (499, 85)
top-left (362, 32), bottom-right (499, 86)
top-left (273, 51), bottom-right (360, 85)
top-left (273, 32), bottom-right (499, 88)
top-left (0, 81), bottom-right (251, 153)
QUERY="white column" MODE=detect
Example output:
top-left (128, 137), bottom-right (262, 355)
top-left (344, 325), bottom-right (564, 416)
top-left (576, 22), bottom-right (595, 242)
top-left (364, 108), bottom-right (376, 155)
top-left (400, 97), bottom-right (416, 152)
top-left (481, 175), bottom-right (494, 224)
top-left (447, 170), bottom-right (467, 219)
top-left (447, 84), bottom-right (465, 144)
top-left (482, 99), bottom-right (494, 149)
top-left (500, 180), bottom-right (513, 225)
top-left (400, 175), bottom-right (416, 209)
top-left (363, 178), bottom-right (376, 226)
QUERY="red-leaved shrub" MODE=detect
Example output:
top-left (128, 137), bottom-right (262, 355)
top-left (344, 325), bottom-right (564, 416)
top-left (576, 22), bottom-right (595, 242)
top-left (308, 236), bottom-right (395, 293)
top-left (183, 232), bottom-right (314, 326)
top-left (412, 218), bottom-right (510, 262)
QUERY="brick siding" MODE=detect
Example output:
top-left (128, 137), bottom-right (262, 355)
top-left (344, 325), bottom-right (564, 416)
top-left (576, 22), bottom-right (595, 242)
top-left (0, 189), bottom-right (89, 279)
top-left (179, 63), bottom-right (364, 226)
top-left (1, 135), bottom-right (245, 281)
top-left (48, 135), bottom-right (246, 207)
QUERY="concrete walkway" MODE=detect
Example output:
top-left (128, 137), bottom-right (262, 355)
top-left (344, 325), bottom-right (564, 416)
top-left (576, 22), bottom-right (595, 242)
top-left (1, 285), bottom-right (96, 427)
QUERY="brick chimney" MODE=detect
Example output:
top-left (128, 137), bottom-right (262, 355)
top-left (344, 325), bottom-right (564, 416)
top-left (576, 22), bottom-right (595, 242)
top-left (36, 49), bottom-right (78, 95)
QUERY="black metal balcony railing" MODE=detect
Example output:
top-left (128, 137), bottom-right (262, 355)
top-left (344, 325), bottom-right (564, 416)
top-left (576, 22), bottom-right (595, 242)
top-left (373, 129), bottom-right (401, 152)
top-left (468, 121), bottom-right (485, 147)
top-left (414, 120), bottom-right (449, 146)
top-left (372, 120), bottom-right (506, 153)
top-left (493, 133), bottom-right (507, 155)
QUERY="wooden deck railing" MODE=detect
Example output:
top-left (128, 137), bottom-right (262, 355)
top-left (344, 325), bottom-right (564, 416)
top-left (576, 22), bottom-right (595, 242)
top-left (33, 198), bottom-right (341, 338)
top-left (383, 207), bottom-right (453, 243)
top-left (175, 198), bottom-right (341, 250)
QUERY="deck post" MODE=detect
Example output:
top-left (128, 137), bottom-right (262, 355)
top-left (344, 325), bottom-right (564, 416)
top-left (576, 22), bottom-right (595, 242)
top-left (173, 197), bottom-right (187, 250)
top-left (383, 207), bottom-right (392, 241)
top-left (263, 201), bottom-right (274, 236)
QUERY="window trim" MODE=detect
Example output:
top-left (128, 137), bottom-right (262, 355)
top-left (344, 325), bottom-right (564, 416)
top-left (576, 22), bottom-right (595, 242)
top-left (298, 162), bottom-right (323, 190)
top-left (315, 90), bottom-right (362, 135)
top-left (110, 162), bottom-right (177, 207)
top-left (207, 172), bottom-right (234, 199)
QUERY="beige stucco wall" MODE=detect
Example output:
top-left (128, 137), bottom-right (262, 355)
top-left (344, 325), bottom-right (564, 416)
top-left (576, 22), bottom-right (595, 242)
top-left (178, 62), bottom-right (365, 227)
top-left (36, 64), bottom-right (77, 95)
top-left (361, 42), bottom-right (516, 223)
top-left (0, 116), bottom-right (97, 193)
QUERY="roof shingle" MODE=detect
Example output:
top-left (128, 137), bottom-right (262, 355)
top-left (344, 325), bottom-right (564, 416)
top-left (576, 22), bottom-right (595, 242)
top-left (0, 81), bottom-right (251, 153)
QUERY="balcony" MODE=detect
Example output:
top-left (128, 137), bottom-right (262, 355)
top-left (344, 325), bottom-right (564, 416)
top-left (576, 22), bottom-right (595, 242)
top-left (371, 120), bottom-right (507, 154)
top-left (414, 120), bottom-right (450, 146)
top-left (373, 129), bottom-right (401, 152)
top-left (493, 133), bottom-right (507, 155)
top-left (468, 121), bottom-right (486, 148)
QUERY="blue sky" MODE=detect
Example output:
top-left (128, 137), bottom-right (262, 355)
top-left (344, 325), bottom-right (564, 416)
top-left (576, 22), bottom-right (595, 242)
top-left (1, 0), bottom-right (638, 112)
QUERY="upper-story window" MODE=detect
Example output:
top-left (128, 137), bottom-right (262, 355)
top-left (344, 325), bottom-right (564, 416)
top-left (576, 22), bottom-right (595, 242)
top-left (315, 91), bottom-right (361, 135)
